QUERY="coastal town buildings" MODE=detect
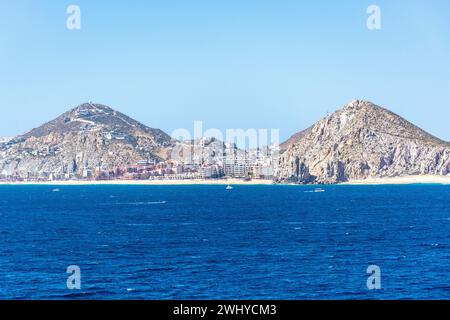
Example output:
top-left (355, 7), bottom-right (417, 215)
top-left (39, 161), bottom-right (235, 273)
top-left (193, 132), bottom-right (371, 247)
top-left (0, 127), bottom-right (278, 182)
top-left (0, 146), bottom-right (276, 182)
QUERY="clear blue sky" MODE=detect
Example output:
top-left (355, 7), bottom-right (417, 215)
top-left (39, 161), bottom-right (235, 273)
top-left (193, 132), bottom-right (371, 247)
top-left (1, 0), bottom-right (450, 141)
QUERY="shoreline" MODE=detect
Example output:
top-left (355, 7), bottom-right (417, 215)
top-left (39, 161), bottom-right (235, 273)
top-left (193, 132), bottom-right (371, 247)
top-left (343, 175), bottom-right (450, 185)
top-left (0, 175), bottom-right (450, 186)
top-left (0, 178), bottom-right (274, 186)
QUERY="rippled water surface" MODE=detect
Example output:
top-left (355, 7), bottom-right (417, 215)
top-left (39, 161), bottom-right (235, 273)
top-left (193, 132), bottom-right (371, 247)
top-left (0, 184), bottom-right (449, 299)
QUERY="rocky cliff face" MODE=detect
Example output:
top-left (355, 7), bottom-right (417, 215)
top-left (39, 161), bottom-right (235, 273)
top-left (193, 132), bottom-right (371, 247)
top-left (276, 100), bottom-right (450, 184)
top-left (0, 103), bottom-right (175, 178)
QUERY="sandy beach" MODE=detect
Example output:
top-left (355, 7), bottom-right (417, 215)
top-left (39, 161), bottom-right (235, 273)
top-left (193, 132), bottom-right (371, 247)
top-left (344, 175), bottom-right (450, 185)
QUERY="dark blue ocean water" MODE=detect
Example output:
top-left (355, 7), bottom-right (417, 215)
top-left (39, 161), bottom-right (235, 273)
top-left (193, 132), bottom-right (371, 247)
top-left (0, 184), bottom-right (449, 300)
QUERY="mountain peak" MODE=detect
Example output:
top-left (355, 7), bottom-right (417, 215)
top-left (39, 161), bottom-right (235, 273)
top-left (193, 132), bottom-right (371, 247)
top-left (0, 103), bottom-right (174, 178)
top-left (21, 102), bottom-right (155, 140)
top-left (70, 102), bottom-right (114, 116)
top-left (340, 99), bottom-right (384, 114)
top-left (277, 100), bottom-right (450, 184)
top-left (345, 99), bottom-right (374, 107)
top-left (345, 99), bottom-right (369, 108)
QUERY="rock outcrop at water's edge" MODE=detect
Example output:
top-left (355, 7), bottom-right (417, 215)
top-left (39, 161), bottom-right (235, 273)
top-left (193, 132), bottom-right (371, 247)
top-left (275, 100), bottom-right (450, 184)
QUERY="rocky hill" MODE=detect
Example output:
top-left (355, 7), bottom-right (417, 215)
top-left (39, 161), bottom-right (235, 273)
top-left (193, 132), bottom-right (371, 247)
top-left (280, 127), bottom-right (312, 153)
top-left (276, 100), bottom-right (450, 184)
top-left (0, 103), bottom-right (175, 178)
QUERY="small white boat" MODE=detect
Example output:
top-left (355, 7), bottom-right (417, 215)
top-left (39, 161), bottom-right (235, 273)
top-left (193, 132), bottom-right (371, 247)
top-left (52, 188), bottom-right (60, 192)
top-left (226, 185), bottom-right (233, 190)
top-left (314, 188), bottom-right (325, 193)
